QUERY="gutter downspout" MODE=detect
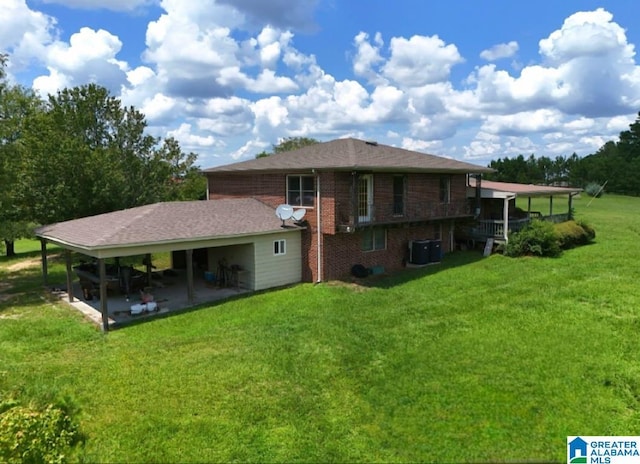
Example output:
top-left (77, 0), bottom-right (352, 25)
top-left (314, 170), bottom-right (322, 283)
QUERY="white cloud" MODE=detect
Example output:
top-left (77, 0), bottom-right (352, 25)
top-left (539, 9), bottom-right (631, 63)
top-left (166, 123), bottom-right (221, 154)
top-left (382, 34), bottom-right (463, 87)
top-left (401, 137), bottom-right (443, 154)
top-left (352, 31), bottom-right (384, 82)
top-left (0, 0), bottom-right (55, 72)
top-left (251, 96), bottom-right (289, 128)
top-left (564, 117), bottom-right (595, 133)
top-left (140, 93), bottom-right (178, 122)
top-left (481, 109), bottom-right (564, 135)
top-left (480, 41), bottom-right (519, 61)
top-left (468, 8), bottom-right (640, 119)
top-left (229, 138), bottom-right (270, 160)
top-left (7, 2), bottom-right (640, 168)
top-left (606, 115), bottom-right (634, 132)
top-left (32, 27), bottom-right (129, 95)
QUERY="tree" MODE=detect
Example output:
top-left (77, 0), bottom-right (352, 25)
top-left (0, 58), bottom-right (45, 256)
top-left (273, 136), bottom-right (319, 153)
top-left (255, 136), bottom-right (320, 158)
top-left (18, 84), bottom-right (203, 225)
top-left (152, 137), bottom-right (206, 201)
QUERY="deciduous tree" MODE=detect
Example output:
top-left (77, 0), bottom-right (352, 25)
top-left (0, 57), bottom-right (45, 255)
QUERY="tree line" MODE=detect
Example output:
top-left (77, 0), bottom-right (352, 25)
top-left (486, 112), bottom-right (640, 196)
top-left (0, 55), bottom-right (205, 256)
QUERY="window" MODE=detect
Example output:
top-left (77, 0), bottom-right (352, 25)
top-left (393, 175), bottom-right (405, 215)
top-left (358, 174), bottom-right (373, 222)
top-left (361, 228), bottom-right (386, 251)
top-left (287, 175), bottom-right (315, 207)
top-left (439, 176), bottom-right (451, 204)
top-left (274, 239), bottom-right (286, 255)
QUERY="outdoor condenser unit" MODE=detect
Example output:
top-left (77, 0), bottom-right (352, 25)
top-left (409, 240), bottom-right (430, 265)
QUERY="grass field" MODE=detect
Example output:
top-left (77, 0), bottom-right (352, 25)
top-left (1, 194), bottom-right (640, 462)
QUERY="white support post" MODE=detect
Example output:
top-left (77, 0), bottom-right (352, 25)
top-left (503, 196), bottom-right (510, 242)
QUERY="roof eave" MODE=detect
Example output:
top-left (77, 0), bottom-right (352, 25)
top-left (38, 225), bottom-right (305, 258)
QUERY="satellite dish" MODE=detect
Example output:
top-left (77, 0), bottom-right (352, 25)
top-left (275, 204), bottom-right (294, 225)
top-left (292, 209), bottom-right (306, 221)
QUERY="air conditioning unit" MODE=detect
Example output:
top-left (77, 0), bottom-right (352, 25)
top-left (408, 240), bottom-right (430, 265)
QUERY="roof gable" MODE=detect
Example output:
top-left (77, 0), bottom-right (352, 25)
top-left (204, 138), bottom-right (494, 174)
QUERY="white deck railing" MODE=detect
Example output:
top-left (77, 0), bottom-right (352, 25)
top-left (471, 213), bottom-right (570, 240)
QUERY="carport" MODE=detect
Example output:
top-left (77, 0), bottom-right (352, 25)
top-left (36, 199), bottom-right (303, 331)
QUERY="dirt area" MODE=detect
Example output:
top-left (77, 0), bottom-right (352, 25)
top-left (326, 280), bottom-right (372, 292)
top-left (0, 281), bottom-right (14, 304)
top-left (7, 257), bottom-right (42, 272)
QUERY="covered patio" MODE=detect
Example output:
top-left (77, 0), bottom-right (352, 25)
top-left (54, 269), bottom-right (249, 329)
top-left (36, 199), bottom-right (303, 331)
top-left (466, 179), bottom-right (582, 243)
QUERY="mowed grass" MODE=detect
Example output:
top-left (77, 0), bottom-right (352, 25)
top-left (1, 194), bottom-right (640, 462)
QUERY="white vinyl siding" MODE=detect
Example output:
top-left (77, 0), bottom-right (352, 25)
top-left (254, 230), bottom-right (301, 291)
top-left (203, 230), bottom-right (301, 292)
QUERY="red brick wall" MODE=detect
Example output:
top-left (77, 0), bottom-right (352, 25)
top-left (321, 224), bottom-right (445, 281)
top-left (208, 173), bottom-right (286, 209)
top-left (207, 171), bottom-right (465, 282)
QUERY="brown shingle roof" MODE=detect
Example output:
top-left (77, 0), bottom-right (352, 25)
top-left (35, 199), bottom-right (290, 250)
top-left (203, 138), bottom-right (494, 174)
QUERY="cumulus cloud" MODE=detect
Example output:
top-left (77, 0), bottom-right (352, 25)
top-left (481, 109), bottom-right (564, 135)
top-left (469, 8), bottom-right (640, 120)
top-left (353, 31), bottom-right (384, 82)
top-left (382, 34), bottom-right (463, 87)
top-left (0, 0), bottom-right (55, 72)
top-left (6, 1), bottom-right (640, 167)
top-left (32, 27), bottom-right (129, 95)
top-left (480, 41), bottom-right (519, 61)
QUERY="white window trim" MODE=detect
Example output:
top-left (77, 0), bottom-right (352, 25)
top-left (274, 239), bottom-right (286, 256)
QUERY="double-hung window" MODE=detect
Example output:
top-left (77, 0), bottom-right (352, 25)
top-left (361, 228), bottom-right (386, 252)
top-left (287, 175), bottom-right (315, 207)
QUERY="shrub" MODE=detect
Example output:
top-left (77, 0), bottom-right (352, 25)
top-left (0, 401), bottom-right (80, 464)
top-left (584, 182), bottom-right (604, 197)
top-left (576, 220), bottom-right (596, 241)
top-left (504, 220), bottom-right (561, 257)
top-left (554, 220), bottom-right (596, 249)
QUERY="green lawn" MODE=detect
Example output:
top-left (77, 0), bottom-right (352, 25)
top-left (1, 194), bottom-right (640, 462)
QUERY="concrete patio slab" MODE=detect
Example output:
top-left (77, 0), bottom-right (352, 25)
top-left (53, 270), bottom-right (250, 329)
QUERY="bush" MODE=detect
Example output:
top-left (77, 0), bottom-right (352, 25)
top-left (0, 400), bottom-right (80, 464)
top-left (504, 220), bottom-right (561, 257)
top-left (576, 220), bottom-right (596, 241)
top-left (584, 182), bottom-right (604, 197)
top-left (554, 220), bottom-right (596, 249)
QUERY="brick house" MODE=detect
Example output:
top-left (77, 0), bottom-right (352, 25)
top-left (204, 138), bottom-right (494, 282)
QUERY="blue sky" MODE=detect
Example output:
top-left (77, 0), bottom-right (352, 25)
top-left (3, 1), bottom-right (640, 168)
